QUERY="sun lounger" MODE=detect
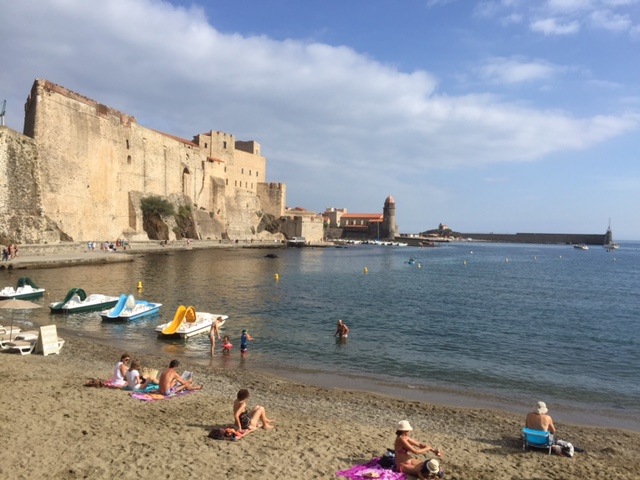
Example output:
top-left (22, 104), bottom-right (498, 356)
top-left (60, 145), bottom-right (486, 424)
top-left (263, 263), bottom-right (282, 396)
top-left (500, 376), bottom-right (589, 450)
top-left (0, 326), bottom-right (21, 335)
top-left (7, 340), bottom-right (37, 355)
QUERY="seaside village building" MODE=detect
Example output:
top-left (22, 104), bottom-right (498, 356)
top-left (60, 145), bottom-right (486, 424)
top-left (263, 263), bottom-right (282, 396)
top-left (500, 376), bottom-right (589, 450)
top-left (324, 196), bottom-right (398, 240)
top-left (0, 79), bottom-right (324, 245)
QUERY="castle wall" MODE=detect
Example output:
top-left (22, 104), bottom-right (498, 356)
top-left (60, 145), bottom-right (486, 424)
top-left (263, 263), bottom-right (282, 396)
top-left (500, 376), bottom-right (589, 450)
top-left (17, 79), bottom-right (284, 242)
top-left (0, 127), bottom-right (58, 244)
top-left (257, 183), bottom-right (286, 217)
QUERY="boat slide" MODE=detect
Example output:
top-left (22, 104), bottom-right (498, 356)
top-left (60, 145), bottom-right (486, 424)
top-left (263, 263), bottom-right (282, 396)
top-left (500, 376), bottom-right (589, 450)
top-left (162, 305), bottom-right (195, 335)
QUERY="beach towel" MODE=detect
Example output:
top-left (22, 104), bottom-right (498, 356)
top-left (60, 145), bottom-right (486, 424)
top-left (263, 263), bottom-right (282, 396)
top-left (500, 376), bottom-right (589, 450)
top-left (207, 427), bottom-right (252, 441)
top-left (336, 458), bottom-right (407, 480)
top-left (129, 390), bottom-right (196, 401)
top-left (125, 384), bottom-right (160, 393)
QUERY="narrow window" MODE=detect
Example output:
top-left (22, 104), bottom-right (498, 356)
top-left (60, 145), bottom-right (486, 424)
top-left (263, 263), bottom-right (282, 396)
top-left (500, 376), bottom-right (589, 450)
top-left (223, 141), bottom-right (227, 149)
top-left (127, 155), bottom-right (132, 165)
top-left (242, 168), bottom-right (244, 174)
top-left (205, 143), bottom-right (208, 148)
top-left (126, 139), bottom-right (130, 149)
top-left (249, 170), bottom-right (251, 175)
top-left (226, 179), bottom-right (228, 185)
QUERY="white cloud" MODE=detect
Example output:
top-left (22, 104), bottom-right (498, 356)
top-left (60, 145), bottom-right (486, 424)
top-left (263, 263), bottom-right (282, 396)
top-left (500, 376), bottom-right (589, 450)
top-left (0, 0), bottom-right (638, 221)
top-left (545, 0), bottom-right (594, 13)
top-left (530, 17), bottom-right (581, 34)
top-left (478, 57), bottom-right (558, 84)
top-left (589, 9), bottom-right (633, 30)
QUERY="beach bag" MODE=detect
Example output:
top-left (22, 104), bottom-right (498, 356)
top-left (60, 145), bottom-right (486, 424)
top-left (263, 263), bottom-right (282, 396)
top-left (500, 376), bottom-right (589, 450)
top-left (208, 428), bottom-right (238, 441)
top-left (378, 449), bottom-right (395, 469)
top-left (555, 439), bottom-right (574, 458)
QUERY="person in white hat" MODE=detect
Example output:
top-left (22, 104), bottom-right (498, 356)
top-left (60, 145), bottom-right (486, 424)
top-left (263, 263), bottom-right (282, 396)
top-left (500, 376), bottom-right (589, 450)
top-left (525, 401), bottom-right (556, 440)
top-left (394, 420), bottom-right (443, 477)
top-left (418, 458), bottom-right (444, 479)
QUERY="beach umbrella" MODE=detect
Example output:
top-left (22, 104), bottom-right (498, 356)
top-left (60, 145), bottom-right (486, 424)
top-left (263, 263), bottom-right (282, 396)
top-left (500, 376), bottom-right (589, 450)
top-left (0, 298), bottom-right (42, 337)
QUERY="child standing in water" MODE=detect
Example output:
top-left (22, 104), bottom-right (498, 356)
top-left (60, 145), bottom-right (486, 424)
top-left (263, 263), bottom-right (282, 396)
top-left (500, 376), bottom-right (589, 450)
top-left (221, 336), bottom-right (233, 356)
top-left (240, 329), bottom-right (253, 357)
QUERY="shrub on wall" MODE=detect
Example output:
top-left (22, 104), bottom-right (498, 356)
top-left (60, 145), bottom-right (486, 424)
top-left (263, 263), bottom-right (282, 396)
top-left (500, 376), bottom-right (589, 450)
top-left (140, 196), bottom-right (175, 217)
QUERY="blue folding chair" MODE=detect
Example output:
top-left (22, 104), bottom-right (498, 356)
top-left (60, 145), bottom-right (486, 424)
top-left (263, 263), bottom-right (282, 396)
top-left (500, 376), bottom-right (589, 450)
top-left (522, 428), bottom-right (553, 454)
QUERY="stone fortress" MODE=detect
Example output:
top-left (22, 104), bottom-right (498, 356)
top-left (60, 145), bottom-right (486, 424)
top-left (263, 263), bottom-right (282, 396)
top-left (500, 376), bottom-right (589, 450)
top-left (0, 79), bottom-right (324, 245)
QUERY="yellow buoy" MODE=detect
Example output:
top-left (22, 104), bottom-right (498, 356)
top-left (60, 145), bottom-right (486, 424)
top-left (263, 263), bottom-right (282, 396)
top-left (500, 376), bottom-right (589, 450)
top-left (417, 263), bottom-right (421, 268)
top-left (534, 256), bottom-right (537, 260)
top-left (463, 260), bottom-right (467, 265)
top-left (274, 273), bottom-right (279, 281)
top-left (364, 267), bottom-right (368, 274)
top-left (137, 281), bottom-right (143, 289)
top-left (505, 258), bottom-right (509, 263)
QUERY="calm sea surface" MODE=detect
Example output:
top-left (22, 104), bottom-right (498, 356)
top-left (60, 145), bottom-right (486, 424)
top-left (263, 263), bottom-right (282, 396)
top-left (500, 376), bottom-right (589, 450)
top-left (4, 242), bottom-right (640, 429)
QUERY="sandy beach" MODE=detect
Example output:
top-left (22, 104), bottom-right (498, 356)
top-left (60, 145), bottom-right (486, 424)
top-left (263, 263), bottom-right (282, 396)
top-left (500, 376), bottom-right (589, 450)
top-left (2, 333), bottom-right (640, 480)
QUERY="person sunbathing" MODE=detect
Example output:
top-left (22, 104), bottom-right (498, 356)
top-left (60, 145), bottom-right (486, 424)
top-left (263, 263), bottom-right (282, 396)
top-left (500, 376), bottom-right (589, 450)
top-left (525, 401), bottom-right (556, 439)
top-left (158, 359), bottom-right (202, 395)
top-left (233, 388), bottom-right (275, 431)
top-left (394, 420), bottom-right (443, 477)
top-left (111, 353), bottom-right (130, 388)
top-left (125, 359), bottom-right (159, 391)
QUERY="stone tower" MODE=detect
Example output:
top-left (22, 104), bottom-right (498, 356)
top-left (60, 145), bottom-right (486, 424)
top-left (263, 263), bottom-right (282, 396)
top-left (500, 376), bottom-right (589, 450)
top-left (382, 196), bottom-right (398, 239)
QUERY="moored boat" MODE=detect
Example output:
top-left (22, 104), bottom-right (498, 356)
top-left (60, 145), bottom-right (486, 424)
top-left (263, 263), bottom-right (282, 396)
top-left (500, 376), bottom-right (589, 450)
top-left (573, 244), bottom-right (589, 250)
top-left (50, 288), bottom-right (119, 314)
top-left (155, 305), bottom-right (228, 338)
top-left (0, 277), bottom-right (45, 300)
top-left (100, 294), bottom-right (162, 321)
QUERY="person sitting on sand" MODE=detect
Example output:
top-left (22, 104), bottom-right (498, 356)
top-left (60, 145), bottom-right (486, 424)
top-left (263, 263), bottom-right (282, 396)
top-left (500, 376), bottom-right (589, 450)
top-left (233, 388), bottom-right (275, 431)
top-left (525, 401), bottom-right (556, 439)
top-left (525, 401), bottom-right (576, 457)
top-left (418, 458), bottom-right (444, 479)
top-left (125, 359), bottom-right (158, 391)
top-left (111, 353), bottom-right (130, 388)
top-left (334, 319), bottom-right (349, 338)
top-left (394, 420), bottom-right (443, 477)
top-left (159, 359), bottom-right (202, 395)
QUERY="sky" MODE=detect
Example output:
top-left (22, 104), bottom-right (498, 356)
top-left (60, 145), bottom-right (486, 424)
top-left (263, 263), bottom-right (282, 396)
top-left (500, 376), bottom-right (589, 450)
top-left (1, 0), bottom-right (639, 239)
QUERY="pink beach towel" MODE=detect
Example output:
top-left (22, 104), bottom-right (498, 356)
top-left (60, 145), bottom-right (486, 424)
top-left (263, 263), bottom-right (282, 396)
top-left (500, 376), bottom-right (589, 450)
top-left (336, 458), bottom-right (406, 480)
top-left (129, 390), bottom-right (196, 401)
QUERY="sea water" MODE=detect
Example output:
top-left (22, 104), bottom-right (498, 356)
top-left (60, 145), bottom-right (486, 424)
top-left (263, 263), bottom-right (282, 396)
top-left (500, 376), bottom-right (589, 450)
top-left (5, 242), bottom-right (639, 429)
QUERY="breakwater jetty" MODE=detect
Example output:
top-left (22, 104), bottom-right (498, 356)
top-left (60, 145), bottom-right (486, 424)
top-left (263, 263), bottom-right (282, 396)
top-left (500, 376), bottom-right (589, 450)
top-left (460, 232), bottom-right (609, 245)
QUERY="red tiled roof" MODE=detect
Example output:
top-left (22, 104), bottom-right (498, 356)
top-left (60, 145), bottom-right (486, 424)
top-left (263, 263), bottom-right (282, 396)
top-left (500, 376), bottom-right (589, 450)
top-left (341, 214), bottom-right (382, 219)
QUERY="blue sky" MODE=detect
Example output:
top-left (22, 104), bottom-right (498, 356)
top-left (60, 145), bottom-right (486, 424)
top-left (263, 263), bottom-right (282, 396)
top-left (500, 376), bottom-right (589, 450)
top-left (1, 0), bottom-right (639, 238)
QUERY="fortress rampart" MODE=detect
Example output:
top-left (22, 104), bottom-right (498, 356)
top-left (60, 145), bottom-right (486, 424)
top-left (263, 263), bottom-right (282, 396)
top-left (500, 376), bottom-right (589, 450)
top-left (0, 79), bottom-right (295, 244)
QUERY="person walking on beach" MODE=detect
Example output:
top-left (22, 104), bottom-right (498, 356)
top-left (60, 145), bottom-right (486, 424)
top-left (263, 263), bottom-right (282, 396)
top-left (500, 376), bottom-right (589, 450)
top-left (233, 388), bottom-right (275, 431)
top-left (335, 319), bottom-right (349, 338)
top-left (209, 316), bottom-right (223, 356)
top-left (159, 359), bottom-right (202, 395)
top-left (240, 330), bottom-right (253, 357)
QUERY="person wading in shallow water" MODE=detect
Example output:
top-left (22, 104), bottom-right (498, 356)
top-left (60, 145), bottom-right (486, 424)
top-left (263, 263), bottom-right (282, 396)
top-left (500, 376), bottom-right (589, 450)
top-left (334, 319), bottom-right (349, 339)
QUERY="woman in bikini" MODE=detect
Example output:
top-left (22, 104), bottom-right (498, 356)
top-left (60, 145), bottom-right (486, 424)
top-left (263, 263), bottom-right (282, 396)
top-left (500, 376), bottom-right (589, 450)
top-left (233, 388), bottom-right (275, 431)
top-left (394, 420), bottom-right (443, 477)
